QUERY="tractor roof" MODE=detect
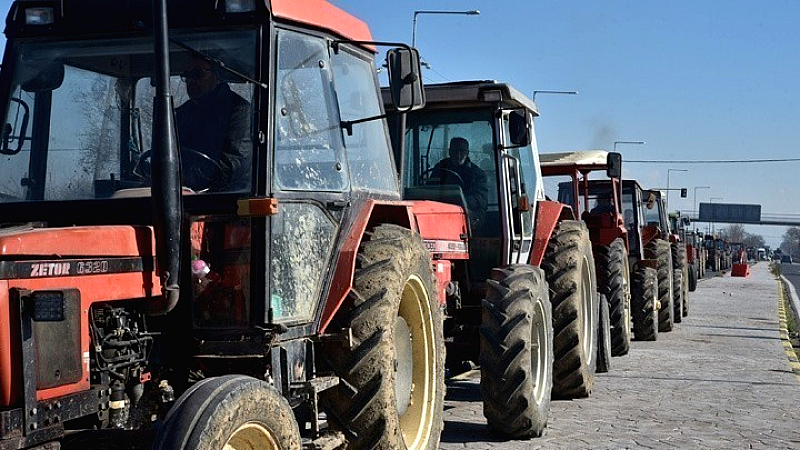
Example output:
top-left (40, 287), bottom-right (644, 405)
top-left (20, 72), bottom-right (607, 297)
top-left (403, 81), bottom-right (539, 114)
top-left (272, 0), bottom-right (373, 44)
top-left (539, 150), bottom-right (609, 176)
top-left (540, 150), bottom-right (609, 167)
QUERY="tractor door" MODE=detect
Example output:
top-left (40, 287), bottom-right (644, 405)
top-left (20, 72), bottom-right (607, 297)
top-left (497, 109), bottom-right (541, 265)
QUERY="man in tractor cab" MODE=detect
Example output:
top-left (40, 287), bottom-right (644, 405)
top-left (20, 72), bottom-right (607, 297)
top-left (176, 55), bottom-right (252, 191)
top-left (591, 192), bottom-right (615, 214)
top-left (432, 137), bottom-right (489, 230)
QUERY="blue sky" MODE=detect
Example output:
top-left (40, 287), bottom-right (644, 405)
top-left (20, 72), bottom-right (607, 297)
top-left (1, 1), bottom-right (798, 246)
top-left (332, 0), bottom-right (800, 247)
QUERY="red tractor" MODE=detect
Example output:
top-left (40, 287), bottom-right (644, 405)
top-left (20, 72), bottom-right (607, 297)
top-left (539, 151), bottom-right (633, 357)
top-left (618, 180), bottom-right (664, 341)
top-left (637, 188), bottom-right (678, 332)
top-left (649, 192), bottom-right (689, 322)
top-left (0, 1), bottom-right (446, 449)
top-left (385, 81), bottom-right (600, 437)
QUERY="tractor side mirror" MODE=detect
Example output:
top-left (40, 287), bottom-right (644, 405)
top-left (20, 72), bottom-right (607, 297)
top-left (509, 109), bottom-right (531, 146)
top-left (606, 152), bottom-right (622, 179)
top-left (680, 188), bottom-right (688, 198)
top-left (21, 60), bottom-right (65, 93)
top-left (386, 48), bottom-right (425, 112)
top-left (1, 98), bottom-right (30, 155)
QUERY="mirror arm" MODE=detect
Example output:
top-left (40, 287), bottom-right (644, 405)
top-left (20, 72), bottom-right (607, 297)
top-left (341, 112), bottom-right (390, 136)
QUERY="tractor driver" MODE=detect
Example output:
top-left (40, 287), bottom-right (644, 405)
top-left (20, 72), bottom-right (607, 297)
top-left (591, 192), bottom-right (615, 214)
top-left (432, 137), bottom-right (489, 230)
top-left (175, 55), bottom-right (251, 191)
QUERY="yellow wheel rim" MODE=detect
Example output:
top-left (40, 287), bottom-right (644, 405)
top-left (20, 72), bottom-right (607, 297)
top-left (224, 422), bottom-right (279, 450)
top-left (396, 274), bottom-right (437, 449)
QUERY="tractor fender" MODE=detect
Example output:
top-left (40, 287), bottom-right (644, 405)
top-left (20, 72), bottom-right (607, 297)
top-left (530, 200), bottom-right (574, 267)
top-left (318, 199), bottom-right (418, 334)
top-left (640, 224), bottom-right (661, 248)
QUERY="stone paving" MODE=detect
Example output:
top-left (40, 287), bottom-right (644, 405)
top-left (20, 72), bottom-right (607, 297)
top-left (439, 262), bottom-right (800, 449)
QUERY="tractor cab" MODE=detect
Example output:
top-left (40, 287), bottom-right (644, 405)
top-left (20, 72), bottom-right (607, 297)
top-left (0, 1), bottom-right (443, 449)
top-left (540, 150), bottom-right (627, 248)
top-left (384, 81), bottom-right (545, 283)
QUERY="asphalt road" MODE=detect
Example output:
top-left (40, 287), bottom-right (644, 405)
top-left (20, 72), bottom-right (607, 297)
top-left (439, 262), bottom-right (800, 449)
top-left (781, 260), bottom-right (800, 296)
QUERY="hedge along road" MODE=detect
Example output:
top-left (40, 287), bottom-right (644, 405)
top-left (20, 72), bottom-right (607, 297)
top-left (439, 262), bottom-right (800, 449)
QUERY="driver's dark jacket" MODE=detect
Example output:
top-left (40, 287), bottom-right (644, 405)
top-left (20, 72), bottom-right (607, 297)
top-left (432, 157), bottom-right (488, 220)
top-left (175, 83), bottom-right (251, 191)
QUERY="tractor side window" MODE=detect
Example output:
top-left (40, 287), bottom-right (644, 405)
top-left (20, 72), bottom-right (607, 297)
top-left (270, 202), bottom-right (337, 322)
top-left (274, 29), bottom-right (348, 192)
top-left (331, 47), bottom-right (398, 195)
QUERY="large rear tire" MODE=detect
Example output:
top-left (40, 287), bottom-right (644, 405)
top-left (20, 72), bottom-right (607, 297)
top-left (595, 238), bottom-right (632, 357)
top-left (688, 262), bottom-right (698, 292)
top-left (631, 266), bottom-right (658, 341)
top-left (672, 269), bottom-right (684, 324)
top-left (596, 294), bottom-right (611, 374)
top-left (480, 265), bottom-right (553, 438)
top-left (321, 224), bottom-right (444, 450)
top-left (646, 239), bottom-right (674, 332)
top-left (153, 375), bottom-right (302, 450)
top-left (542, 220), bottom-right (599, 399)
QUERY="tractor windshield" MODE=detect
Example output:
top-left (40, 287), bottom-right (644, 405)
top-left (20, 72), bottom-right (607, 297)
top-left (0, 29), bottom-right (256, 202)
top-left (401, 109), bottom-right (497, 233)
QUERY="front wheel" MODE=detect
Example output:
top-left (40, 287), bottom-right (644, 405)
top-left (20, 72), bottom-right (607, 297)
top-left (153, 375), bottom-right (301, 450)
top-left (321, 224), bottom-right (444, 450)
top-left (480, 265), bottom-right (553, 438)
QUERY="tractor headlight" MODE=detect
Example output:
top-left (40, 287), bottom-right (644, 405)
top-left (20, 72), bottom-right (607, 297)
top-left (25, 7), bottom-right (55, 25)
top-left (225, 0), bottom-right (256, 13)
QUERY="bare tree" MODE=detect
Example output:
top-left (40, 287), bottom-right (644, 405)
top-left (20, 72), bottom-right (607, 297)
top-left (742, 232), bottom-right (765, 250)
top-left (781, 227), bottom-right (800, 258)
top-left (719, 224), bottom-right (746, 243)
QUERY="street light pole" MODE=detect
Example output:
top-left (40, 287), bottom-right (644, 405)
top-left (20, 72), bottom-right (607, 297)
top-left (412, 10), bottom-right (480, 49)
top-left (613, 140), bottom-right (645, 152)
top-left (666, 168), bottom-right (688, 210)
top-left (710, 197), bottom-right (723, 234)
top-left (693, 186), bottom-right (710, 221)
top-left (532, 90), bottom-right (578, 101)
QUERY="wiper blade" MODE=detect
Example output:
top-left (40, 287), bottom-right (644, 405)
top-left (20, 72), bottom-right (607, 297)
top-left (134, 21), bottom-right (267, 90)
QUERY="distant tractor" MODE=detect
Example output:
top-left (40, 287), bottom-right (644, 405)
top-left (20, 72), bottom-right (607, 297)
top-left (540, 150), bottom-right (633, 357)
top-left (641, 191), bottom-right (679, 330)
top-left (384, 81), bottom-right (602, 437)
top-left (620, 180), bottom-right (663, 340)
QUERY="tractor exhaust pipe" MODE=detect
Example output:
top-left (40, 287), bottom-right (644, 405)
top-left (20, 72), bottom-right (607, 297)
top-left (147, 0), bottom-right (182, 315)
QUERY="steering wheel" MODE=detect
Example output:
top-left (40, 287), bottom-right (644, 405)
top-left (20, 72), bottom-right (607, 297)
top-left (418, 167), bottom-right (464, 187)
top-left (135, 148), bottom-right (222, 191)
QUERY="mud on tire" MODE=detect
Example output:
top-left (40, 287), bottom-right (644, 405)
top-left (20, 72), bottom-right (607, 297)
top-left (542, 220), bottom-right (599, 399)
top-left (631, 266), bottom-right (658, 341)
top-left (153, 375), bottom-right (302, 450)
top-left (480, 265), bottom-right (553, 438)
top-left (320, 224), bottom-right (444, 450)
top-left (595, 238), bottom-right (631, 357)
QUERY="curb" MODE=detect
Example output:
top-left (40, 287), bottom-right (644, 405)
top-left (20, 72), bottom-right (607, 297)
top-left (781, 274), bottom-right (800, 320)
top-left (776, 278), bottom-right (800, 383)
